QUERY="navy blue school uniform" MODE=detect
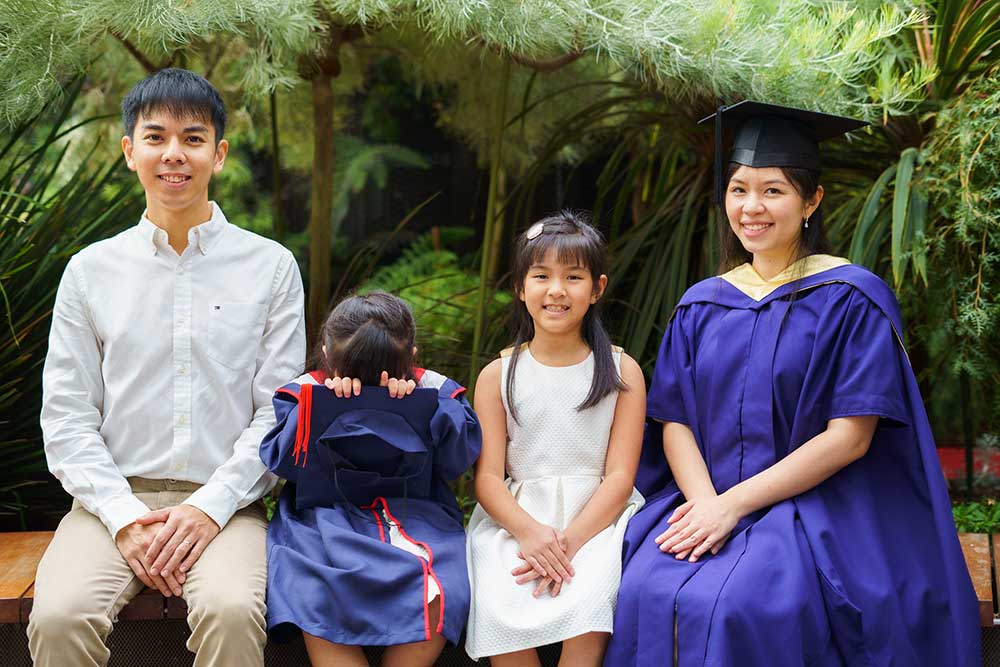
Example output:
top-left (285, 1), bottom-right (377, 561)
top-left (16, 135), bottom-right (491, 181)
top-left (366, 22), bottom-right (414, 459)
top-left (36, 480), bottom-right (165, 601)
top-left (260, 368), bottom-right (481, 647)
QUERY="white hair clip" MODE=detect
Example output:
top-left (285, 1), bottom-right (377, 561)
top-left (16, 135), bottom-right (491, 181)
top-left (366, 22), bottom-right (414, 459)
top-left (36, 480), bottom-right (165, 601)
top-left (526, 222), bottom-right (544, 240)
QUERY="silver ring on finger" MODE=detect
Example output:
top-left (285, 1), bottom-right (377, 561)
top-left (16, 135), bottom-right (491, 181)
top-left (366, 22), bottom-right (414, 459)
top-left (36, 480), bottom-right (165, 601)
top-left (180, 539), bottom-right (192, 546)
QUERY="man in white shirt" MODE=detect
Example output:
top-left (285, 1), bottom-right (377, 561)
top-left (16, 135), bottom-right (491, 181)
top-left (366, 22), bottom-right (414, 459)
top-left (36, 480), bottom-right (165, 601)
top-left (26, 68), bottom-right (306, 667)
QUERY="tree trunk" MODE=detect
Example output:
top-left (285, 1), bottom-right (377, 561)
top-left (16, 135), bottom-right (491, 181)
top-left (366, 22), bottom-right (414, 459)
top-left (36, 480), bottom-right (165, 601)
top-left (307, 73), bottom-right (335, 346)
top-left (486, 167), bottom-right (506, 282)
top-left (469, 59), bottom-right (512, 393)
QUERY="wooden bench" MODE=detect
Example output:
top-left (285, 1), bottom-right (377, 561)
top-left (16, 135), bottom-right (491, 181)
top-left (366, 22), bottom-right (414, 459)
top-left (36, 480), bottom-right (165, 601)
top-left (0, 531), bottom-right (190, 625)
top-left (3, 531), bottom-right (994, 665)
top-left (958, 532), bottom-right (997, 628)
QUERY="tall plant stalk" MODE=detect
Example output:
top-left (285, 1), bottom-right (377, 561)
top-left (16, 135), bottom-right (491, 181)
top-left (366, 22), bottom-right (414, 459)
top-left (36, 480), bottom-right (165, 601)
top-left (308, 72), bottom-right (335, 342)
top-left (468, 58), bottom-right (511, 394)
top-left (270, 88), bottom-right (283, 242)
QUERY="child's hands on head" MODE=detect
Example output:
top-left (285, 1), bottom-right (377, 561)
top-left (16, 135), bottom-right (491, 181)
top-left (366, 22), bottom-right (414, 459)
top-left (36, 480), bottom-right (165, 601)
top-left (325, 376), bottom-right (362, 397)
top-left (380, 371), bottom-right (416, 399)
top-left (323, 371), bottom-right (416, 399)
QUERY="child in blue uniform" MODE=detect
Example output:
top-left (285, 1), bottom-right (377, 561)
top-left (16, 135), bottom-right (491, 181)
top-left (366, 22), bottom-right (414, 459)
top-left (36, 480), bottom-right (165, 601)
top-left (260, 291), bottom-right (481, 667)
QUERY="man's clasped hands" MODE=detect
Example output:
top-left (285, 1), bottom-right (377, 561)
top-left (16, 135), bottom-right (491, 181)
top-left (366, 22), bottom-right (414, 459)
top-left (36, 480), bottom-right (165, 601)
top-left (114, 504), bottom-right (220, 598)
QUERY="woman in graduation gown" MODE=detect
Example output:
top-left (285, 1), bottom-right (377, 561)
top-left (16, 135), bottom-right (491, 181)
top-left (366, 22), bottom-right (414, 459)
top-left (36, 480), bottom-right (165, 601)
top-left (605, 102), bottom-right (979, 667)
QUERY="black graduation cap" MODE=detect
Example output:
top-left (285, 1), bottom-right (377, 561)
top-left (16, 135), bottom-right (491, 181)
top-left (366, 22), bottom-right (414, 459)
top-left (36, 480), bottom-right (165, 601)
top-left (699, 101), bottom-right (868, 205)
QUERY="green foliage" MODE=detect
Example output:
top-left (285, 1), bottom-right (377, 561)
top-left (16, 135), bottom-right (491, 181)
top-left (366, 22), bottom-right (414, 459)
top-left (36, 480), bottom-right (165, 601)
top-left (0, 84), bottom-right (142, 527)
top-left (386, 28), bottom-right (621, 175)
top-left (359, 228), bottom-right (512, 385)
top-left (0, 0), bottom-right (322, 124)
top-left (279, 135), bottom-right (430, 262)
top-left (917, 71), bottom-right (1000, 421)
top-left (322, 1), bottom-right (926, 114)
top-left (929, 0), bottom-right (1000, 99)
top-left (2, 1), bottom-right (926, 129)
top-left (330, 135), bottom-right (429, 232)
top-left (952, 499), bottom-right (1000, 534)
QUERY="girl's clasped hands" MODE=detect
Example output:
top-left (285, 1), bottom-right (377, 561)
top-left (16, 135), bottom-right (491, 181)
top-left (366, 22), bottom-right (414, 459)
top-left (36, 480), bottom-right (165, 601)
top-left (510, 522), bottom-right (576, 598)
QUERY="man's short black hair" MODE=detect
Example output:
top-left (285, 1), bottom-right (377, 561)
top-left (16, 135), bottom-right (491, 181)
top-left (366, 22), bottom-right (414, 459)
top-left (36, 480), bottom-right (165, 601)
top-left (121, 68), bottom-right (226, 142)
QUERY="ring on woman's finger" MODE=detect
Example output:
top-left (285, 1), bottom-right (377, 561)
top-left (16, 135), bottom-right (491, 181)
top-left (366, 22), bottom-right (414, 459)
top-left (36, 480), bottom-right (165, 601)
top-left (180, 539), bottom-right (192, 546)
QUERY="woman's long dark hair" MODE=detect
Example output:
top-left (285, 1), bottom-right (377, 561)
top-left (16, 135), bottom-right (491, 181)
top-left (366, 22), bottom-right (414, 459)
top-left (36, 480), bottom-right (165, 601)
top-left (506, 211), bottom-right (624, 422)
top-left (718, 163), bottom-right (832, 273)
top-left (314, 291), bottom-right (416, 384)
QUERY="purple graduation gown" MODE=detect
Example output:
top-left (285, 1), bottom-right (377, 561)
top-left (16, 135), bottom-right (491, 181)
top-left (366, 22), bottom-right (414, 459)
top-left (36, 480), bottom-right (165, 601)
top-left (260, 370), bottom-right (481, 647)
top-left (605, 264), bottom-right (979, 666)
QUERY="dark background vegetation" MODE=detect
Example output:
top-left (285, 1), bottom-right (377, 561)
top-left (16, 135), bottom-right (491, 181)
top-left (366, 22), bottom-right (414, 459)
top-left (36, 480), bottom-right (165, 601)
top-left (2, 0), bottom-right (999, 531)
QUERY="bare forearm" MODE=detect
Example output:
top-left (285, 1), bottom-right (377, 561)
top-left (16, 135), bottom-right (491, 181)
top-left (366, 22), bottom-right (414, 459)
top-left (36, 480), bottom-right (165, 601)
top-left (564, 471), bottom-right (634, 552)
top-left (663, 422), bottom-right (716, 500)
top-left (722, 417), bottom-right (876, 517)
top-left (474, 473), bottom-right (539, 538)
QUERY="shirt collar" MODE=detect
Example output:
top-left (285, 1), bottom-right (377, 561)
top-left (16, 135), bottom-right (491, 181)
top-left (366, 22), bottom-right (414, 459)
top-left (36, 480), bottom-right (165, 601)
top-left (137, 202), bottom-right (227, 256)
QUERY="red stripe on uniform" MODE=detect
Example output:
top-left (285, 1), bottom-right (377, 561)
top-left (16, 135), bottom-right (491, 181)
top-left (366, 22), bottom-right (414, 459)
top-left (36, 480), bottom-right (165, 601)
top-left (293, 383), bottom-right (314, 467)
top-left (379, 498), bottom-right (444, 638)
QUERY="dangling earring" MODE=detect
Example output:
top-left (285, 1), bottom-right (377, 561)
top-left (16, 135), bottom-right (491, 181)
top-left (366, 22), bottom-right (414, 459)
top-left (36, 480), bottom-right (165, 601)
top-left (803, 216), bottom-right (810, 229)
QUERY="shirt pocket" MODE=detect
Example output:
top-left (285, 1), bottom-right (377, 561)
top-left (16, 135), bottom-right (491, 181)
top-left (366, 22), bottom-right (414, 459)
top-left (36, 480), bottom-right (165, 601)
top-left (205, 302), bottom-right (267, 371)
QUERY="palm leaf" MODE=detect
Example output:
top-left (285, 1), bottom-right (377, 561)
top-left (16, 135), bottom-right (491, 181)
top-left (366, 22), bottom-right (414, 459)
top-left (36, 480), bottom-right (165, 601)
top-left (891, 147), bottom-right (918, 286)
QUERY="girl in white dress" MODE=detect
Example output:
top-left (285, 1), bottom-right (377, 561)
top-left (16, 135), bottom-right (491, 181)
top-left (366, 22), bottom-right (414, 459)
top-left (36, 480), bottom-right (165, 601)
top-left (466, 212), bottom-right (646, 666)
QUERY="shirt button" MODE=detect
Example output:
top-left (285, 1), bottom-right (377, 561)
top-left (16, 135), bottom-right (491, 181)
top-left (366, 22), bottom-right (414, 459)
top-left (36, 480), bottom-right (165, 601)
top-left (177, 414), bottom-right (188, 425)
top-left (177, 365), bottom-right (188, 376)
top-left (176, 265), bottom-right (185, 275)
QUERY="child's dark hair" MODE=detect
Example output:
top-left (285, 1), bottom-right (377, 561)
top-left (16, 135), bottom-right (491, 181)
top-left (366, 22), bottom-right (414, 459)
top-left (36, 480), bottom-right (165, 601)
top-left (507, 211), bottom-right (624, 421)
top-left (316, 291), bottom-right (417, 385)
top-left (121, 68), bottom-right (227, 142)
top-left (719, 163), bottom-right (831, 272)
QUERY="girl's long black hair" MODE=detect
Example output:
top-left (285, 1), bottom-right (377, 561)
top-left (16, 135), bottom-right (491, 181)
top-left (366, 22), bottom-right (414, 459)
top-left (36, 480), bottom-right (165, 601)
top-left (313, 291), bottom-right (416, 384)
top-left (718, 163), bottom-right (831, 273)
top-left (506, 211), bottom-right (624, 422)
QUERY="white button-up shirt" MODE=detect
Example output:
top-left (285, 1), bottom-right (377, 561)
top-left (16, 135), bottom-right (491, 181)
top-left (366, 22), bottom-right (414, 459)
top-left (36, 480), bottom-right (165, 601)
top-left (40, 203), bottom-right (306, 537)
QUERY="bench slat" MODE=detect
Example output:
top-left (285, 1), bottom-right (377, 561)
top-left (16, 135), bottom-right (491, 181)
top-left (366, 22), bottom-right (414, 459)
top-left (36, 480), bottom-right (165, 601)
top-left (0, 532), bottom-right (53, 623)
top-left (959, 533), bottom-right (993, 627)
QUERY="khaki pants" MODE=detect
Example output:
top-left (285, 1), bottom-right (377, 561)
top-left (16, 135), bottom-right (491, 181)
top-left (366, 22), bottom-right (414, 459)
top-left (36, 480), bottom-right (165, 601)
top-left (26, 478), bottom-right (268, 667)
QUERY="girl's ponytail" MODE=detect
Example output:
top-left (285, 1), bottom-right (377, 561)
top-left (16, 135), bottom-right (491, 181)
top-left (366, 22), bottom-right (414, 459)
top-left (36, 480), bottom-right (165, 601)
top-left (317, 291), bottom-right (417, 383)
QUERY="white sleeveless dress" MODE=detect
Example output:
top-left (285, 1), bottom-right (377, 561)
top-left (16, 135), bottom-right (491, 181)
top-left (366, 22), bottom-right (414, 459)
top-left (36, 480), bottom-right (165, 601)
top-left (465, 346), bottom-right (645, 658)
